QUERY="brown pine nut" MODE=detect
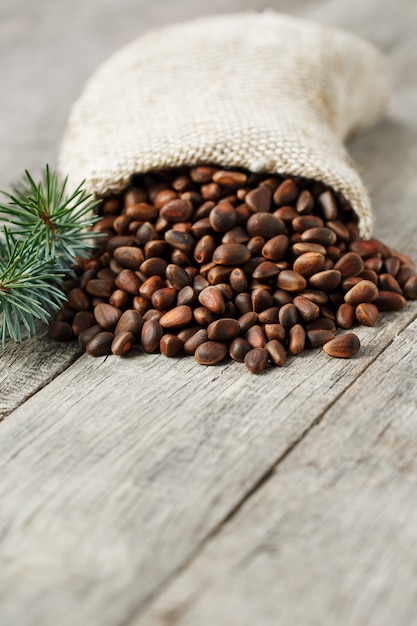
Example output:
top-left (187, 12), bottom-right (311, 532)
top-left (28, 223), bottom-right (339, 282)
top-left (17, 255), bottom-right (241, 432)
top-left (159, 305), bottom-right (193, 329)
top-left (323, 333), bottom-right (360, 358)
top-left (230, 337), bottom-right (252, 362)
top-left (289, 324), bottom-right (306, 355)
top-left (78, 324), bottom-right (102, 348)
top-left (72, 312), bottom-right (96, 336)
top-left (246, 325), bottom-right (267, 348)
top-left (113, 246), bottom-right (144, 270)
top-left (258, 307), bottom-right (280, 324)
top-left (336, 303), bottom-right (355, 329)
top-left (251, 288), bottom-right (273, 313)
top-left (166, 264), bottom-right (192, 289)
top-left (272, 289), bottom-right (293, 307)
top-left (115, 269), bottom-right (141, 294)
top-left (334, 252), bottom-right (364, 278)
top-left (194, 341), bottom-right (228, 365)
top-left (151, 287), bottom-right (177, 311)
top-left (126, 203), bottom-right (158, 221)
top-left (403, 275), bottom-right (417, 299)
top-left (244, 348), bottom-right (269, 374)
top-left (245, 186), bottom-right (272, 213)
top-left (318, 190), bottom-right (338, 220)
top-left (265, 324), bottom-right (286, 343)
top-left (262, 234), bottom-right (290, 261)
top-left (384, 257), bottom-right (401, 277)
top-left (207, 265), bottom-right (234, 285)
top-left (141, 320), bottom-right (163, 353)
top-left (274, 205), bottom-right (298, 222)
top-left (252, 261), bottom-right (280, 280)
top-left (373, 291), bottom-right (406, 311)
top-left (378, 273), bottom-right (403, 295)
top-left (306, 318), bottom-right (336, 332)
top-left (207, 318), bottom-right (241, 341)
top-left (344, 280), bottom-right (379, 306)
top-left (212, 170), bottom-right (247, 187)
top-left (212, 243), bottom-right (251, 266)
top-left (160, 334), bottom-right (183, 357)
top-left (115, 309), bottom-right (143, 336)
top-left (301, 227), bottom-right (337, 247)
top-left (139, 275), bottom-right (165, 299)
top-left (235, 293), bottom-right (252, 315)
top-left (276, 270), bottom-right (307, 292)
top-left (124, 188), bottom-right (147, 207)
top-left (86, 331), bottom-right (114, 356)
top-left (355, 302), bottom-right (379, 326)
top-left (85, 279), bottom-right (114, 298)
top-left (296, 189), bottom-right (314, 214)
top-left (246, 213), bottom-right (285, 238)
top-left (349, 239), bottom-right (382, 258)
top-left (160, 198), bottom-right (194, 222)
top-left (67, 288), bottom-right (90, 311)
top-left (154, 189), bottom-right (178, 209)
top-left (144, 240), bottom-right (170, 259)
top-left (111, 331), bottom-right (135, 356)
top-left (292, 242), bottom-right (327, 256)
top-left (293, 295), bottom-right (320, 322)
top-left (94, 303), bottom-right (122, 331)
top-left (183, 329), bottom-right (209, 355)
top-left (293, 252), bottom-right (325, 277)
top-left (193, 306), bottom-right (218, 327)
top-left (273, 179), bottom-right (299, 206)
top-left (177, 285), bottom-right (197, 307)
top-left (265, 340), bottom-right (286, 366)
top-left (238, 311), bottom-right (258, 333)
top-left (309, 269), bottom-right (341, 291)
top-left (292, 215), bottom-right (324, 232)
top-left (198, 286), bottom-right (226, 314)
top-left (279, 303), bottom-right (298, 328)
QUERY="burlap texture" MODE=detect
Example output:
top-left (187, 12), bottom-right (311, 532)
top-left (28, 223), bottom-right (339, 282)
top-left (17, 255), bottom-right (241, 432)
top-left (58, 12), bottom-right (389, 236)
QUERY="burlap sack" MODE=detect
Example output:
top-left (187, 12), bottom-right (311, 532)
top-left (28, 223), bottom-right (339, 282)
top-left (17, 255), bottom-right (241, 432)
top-left (58, 11), bottom-right (388, 237)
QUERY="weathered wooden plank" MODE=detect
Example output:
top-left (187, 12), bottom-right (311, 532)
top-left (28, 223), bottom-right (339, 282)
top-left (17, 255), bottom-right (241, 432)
top-left (134, 317), bottom-right (417, 626)
top-left (0, 301), bottom-right (416, 626)
top-left (0, 328), bottom-right (82, 420)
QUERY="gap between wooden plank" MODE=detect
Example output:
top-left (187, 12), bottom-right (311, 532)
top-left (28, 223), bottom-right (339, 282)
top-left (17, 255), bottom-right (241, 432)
top-left (0, 327), bottom-right (83, 422)
top-left (119, 305), bottom-right (417, 625)
top-left (0, 300), bottom-right (415, 626)
top-left (132, 316), bottom-right (417, 626)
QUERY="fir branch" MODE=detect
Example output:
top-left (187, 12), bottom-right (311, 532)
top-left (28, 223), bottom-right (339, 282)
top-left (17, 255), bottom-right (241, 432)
top-left (0, 165), bottom-right (101, 266)
top-left (0, 229), bottom-right (65, 345)
top-left (0, 166), bottom-right (103, 345)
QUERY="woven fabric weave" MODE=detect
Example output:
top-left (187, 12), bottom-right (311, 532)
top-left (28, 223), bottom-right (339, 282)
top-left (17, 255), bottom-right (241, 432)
top-left (58, 12), bottom-right (388, 236)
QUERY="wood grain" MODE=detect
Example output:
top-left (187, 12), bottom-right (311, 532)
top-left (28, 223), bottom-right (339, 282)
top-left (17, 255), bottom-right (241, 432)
top-left (0, 301), bottom-right (416, 626)
top-left (0, 328), bottom-right (82, 420)
top-left (135, 317), bottom-right (417, 626)
top-left (0, 0), bottom-right (416, 624)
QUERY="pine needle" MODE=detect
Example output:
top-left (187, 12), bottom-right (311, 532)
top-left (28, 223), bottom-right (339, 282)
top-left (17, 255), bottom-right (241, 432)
top-left (0, 166), bottom-right (102, 345)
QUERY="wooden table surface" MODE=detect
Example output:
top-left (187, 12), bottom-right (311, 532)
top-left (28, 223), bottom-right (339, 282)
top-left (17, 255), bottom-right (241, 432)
top-left (1, 0), bottom-right (417, 624)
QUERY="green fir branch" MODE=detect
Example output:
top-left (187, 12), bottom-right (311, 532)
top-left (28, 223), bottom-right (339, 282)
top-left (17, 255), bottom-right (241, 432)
top-left (0, 165), bottom-right (101, 265)
top-left (0, 166), bottom-right (102, 346)
top-left (0, 229), bottom-right (65, 345)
